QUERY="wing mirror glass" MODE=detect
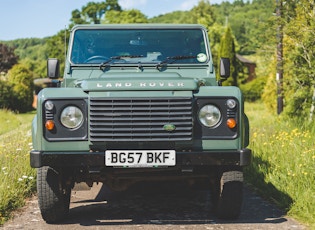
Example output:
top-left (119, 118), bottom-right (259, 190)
top-left (218, 58), bottom-right (230, 85)
top-left (220, 57), bottom-right (230, 79)
top-left (47, 58), bottom-right (60, 79)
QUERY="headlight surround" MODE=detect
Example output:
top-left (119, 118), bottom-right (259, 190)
top-left (60, 106), bottom-right (84, 129)
top-left (198, 104), bottom-right (221, 127)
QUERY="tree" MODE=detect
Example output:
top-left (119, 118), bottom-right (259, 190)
top-left (149, 11), bottom-right (191, 23)
top-left (71, 9), bottom-right (87, 25)
top-left (104, 9), bottom-right (148, 23)
top-left (189, 0), bottom-right (216, 26)
top-left (213, 0), bottom-right (275, 55)
top-left (281, 0), bottom-right (315, 119)
top-left (218, 26), bottom-right (238, 86)
top-left (71, 0), bottom-right (122, 25)
top-left (0, 43), bottom-right (19, 73)
top-left (261, 56), bottom-right (277, 113)
top-left (2, 38), bottom-right (48, 77)
top-left (45, 29), bottom-right (69, 76)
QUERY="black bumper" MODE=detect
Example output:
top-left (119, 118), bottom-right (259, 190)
top-left (30, 149), bottom-right (251, 168)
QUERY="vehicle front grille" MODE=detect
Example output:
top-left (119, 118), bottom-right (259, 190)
top-left (89, 98), bottom-right (193, 141)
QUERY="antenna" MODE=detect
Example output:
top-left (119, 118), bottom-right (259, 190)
top-left (64, 25), bottom-right (67, 87)
top-left (64, 25), bottom-right (67, 62)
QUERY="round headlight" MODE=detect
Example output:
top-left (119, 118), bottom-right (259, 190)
top-left (60, 106), bottom-right (83, 129)
top-left (198, 105), bottom-right (221, 127)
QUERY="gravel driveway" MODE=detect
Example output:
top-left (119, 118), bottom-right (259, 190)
top-left (3, 182), bottom-right (306, 229)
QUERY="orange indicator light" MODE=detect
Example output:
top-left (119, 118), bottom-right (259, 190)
top-left (227, 118), bottom-right (237, 129)
top-left (45, 120), bottom-right (55, 130)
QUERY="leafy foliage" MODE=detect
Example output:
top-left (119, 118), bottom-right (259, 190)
top-left (0, 43), bottom-right (18, 73)
top-left (149, 11), bottom-right (190, 23)
top-left (71, 0), bottom-right (121, 25)
top-left (213, 0), bottom-right (275, 55)
top-left (189, 0), bottom-right (216, 26)
top-left (104, 9), bottom-right (148, 23)
top-left (262, 72), bottom-right (277, 114)
top-left (45, 29), bottom-right (69, 75)
top-left (0, 80), bottom-right (13, 109)
top-left (5, 64), bottom-right (34, 113)
top-left (241, 76), bottom-right (268, 102)
top-left (4, 38), bottom-right (46, 60)
top-left (281, 0), bottom-right (315, 118)
top-left (2, 39), bottom-right (47, 77)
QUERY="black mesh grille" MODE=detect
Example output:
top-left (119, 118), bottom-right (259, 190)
top-left (89, 98), bottom-right (193, 141)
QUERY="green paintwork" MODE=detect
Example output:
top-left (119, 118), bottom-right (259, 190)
top-left (32, 24), bottom-right (250, 154)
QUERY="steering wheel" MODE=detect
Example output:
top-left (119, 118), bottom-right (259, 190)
top-left (84, 55), bottom-right (110, 63)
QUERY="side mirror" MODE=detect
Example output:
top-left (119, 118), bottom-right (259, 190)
top-left (47, 58), bottom-right (60, 79)
top-left (220, 57), bottom-right (230, 79)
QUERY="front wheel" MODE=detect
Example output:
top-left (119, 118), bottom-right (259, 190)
top-left (211, 167), bottom-right (244, 219)
top-left (37, 166), bottom-right (71, 223)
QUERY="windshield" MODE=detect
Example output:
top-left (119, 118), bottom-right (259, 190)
top-left (70, 28), bottom-right (208, 65)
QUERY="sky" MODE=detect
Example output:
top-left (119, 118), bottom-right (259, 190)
top-left (0, 0), bottom-right (233, 41)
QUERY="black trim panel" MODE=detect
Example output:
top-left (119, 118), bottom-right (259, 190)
top-left (30, 148), bottom-right (251, 168)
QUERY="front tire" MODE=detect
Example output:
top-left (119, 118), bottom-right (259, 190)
top-left (37, 166), bottom-right (71, 223)
top-left (211, 167), bottom-right (244, 219)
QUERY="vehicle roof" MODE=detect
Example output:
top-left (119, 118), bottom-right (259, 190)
top-left (71, 24), bottom-right (207, 31)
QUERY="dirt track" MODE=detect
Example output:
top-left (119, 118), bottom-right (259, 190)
top-left (3, 182), bottom-right (306, 229)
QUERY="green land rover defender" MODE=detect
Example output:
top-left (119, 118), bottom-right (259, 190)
top-left (30, 24), bottom-right (251, 223)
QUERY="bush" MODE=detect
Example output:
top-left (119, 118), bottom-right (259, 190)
top-left (0, 81), bottom-right (13, 110)
top-left (282, 79), bottom-right (313, 119)
top-left (262, 73), bottom-right (277, 114)
top-left (240, 76), bottom-right (267, 102)
top-left (6, 64), bottom-right (34, 113)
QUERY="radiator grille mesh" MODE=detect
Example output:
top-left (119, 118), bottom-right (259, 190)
top-left (89, 98), bottom-right (193, 141)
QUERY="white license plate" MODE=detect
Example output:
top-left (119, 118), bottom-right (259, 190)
top-left (105, 150), bottom-right (176, 167)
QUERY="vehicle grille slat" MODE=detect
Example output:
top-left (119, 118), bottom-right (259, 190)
top-left (90, 107), bottom-right (191, 111)
top-left (90, 117), bottom-right (192, 122)
top-left (90, 127), bottom-right (193, 132)
top-left (89, 98), bottom-right (193, 141)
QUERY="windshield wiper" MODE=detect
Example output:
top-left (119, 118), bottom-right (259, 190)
top-left (100, 55), bottom-right (144, 70)
top-left (156, 55), bottom-right (196, 70)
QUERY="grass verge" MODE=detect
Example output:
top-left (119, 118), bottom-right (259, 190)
top-left (0, 110), bottom-right (36, 225)
top-left (245, 102), bottom-right (315, 228)
top-left (0, 110), bottom-right (35, 135)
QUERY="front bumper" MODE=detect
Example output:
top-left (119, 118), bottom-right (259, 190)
top-left (30, 149), bottom-right (251, 168)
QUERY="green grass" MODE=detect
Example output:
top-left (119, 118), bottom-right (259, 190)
top-left (245, 102), bottom-right (315, 228)
top-left (0, 110), bottom-right (35, 135)
top-left (0, 110), bottom-right (36, 225)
